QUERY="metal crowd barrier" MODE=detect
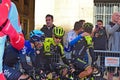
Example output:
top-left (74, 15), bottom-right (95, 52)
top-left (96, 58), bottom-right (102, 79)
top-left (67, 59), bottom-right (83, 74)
top-left (94, 50), bottom-right (120, 67)
top-left (94, 50), bottom-right (120, 80)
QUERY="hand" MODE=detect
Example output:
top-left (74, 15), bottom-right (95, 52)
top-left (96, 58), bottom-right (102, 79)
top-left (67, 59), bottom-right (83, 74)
top-left (36, 50), bottom-right (40, 54)
top-left (95, 33), bottom-right (99, 37)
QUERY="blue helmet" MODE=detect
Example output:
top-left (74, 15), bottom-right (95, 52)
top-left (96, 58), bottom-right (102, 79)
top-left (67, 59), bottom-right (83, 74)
top-left (30, 30), bottom-right (45, 43)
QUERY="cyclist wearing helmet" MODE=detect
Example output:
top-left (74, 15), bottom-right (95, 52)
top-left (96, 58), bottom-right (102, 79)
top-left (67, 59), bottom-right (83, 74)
top-left (69, 22), bottom-right (94, 79)
top-left (19, 30), bottom-right (45, 74)
top-left (43, 27), bottom-right (69, 78)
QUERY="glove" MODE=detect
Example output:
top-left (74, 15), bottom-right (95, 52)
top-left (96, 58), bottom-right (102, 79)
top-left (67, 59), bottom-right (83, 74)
top-left (0, 73), bottom-right (6, 80)
top-left (1, 19), bottom-right (25, 50)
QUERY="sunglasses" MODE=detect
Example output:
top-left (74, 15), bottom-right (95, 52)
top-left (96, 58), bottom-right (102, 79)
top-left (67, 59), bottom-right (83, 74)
top-left (55, 36), bottom-right (62, 39)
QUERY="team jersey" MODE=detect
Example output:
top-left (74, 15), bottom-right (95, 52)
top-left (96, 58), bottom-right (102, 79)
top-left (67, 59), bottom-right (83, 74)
top-left (19, 40), bottom-right (34, 55)
top-left (19, 40), bottom-right (35, 72)
top-left (72, 36), bottom-right (93, 59)
top-left (64, 30), bottom-right (78, 52)
top-left (43, 38), bottom-right (65, 63)
top-left (43, 38), bottom-right (71, 66)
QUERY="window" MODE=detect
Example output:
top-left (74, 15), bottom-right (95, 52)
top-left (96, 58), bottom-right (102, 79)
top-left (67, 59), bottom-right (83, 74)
top-left (94, 3), bottom-right (120, 25)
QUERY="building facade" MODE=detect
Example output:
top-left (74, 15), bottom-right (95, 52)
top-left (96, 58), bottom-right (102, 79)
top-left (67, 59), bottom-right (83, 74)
top-left (11, 0), bottom-right (120, 38)
top-left (94, 0), bottom-right (120, 25)
top-left (12, 0), bottom-right (35, 39)
top-left (35, 0), bottom-right (120, 30)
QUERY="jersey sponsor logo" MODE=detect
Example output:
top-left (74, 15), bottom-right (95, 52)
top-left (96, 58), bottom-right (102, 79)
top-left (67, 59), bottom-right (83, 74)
top-left (4, 69), bottom-right (12, 77)
top-left (21, 46), bottom-right (27, 54)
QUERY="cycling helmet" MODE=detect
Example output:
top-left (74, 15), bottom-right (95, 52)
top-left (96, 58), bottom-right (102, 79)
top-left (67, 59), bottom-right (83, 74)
top-left (30, 30), bottom-right (45, 43)
top-left (83, 22), bottom-right (93, 33)
top-left (0, 0), bottom-right (11, 26)
top-left (53, 26), bottom-right (65, 37)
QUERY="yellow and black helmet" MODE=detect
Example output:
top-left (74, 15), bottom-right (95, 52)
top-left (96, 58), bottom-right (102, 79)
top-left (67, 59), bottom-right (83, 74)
top-left (83, 22), bottom-right (93, 33)
top-left (53, 26), bottom-right (65, 37)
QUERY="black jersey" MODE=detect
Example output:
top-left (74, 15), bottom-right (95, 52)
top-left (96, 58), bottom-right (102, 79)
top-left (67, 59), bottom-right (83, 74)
top-left (72, 36), bottom-right (93, 60)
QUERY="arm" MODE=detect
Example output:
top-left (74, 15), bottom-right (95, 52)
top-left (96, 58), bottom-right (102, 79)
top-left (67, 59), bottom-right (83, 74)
top-left (106, 24), bottom-right (120, 35)
top-left (59, 44), bottom-right (70, 65)
top-left (88, 47), bottom-right (95, 65)
top-left (64, 32), bottom-right (73, 52)
top-left (69, 35), bottom-right (82, 46)
top-left (3, 2), bottom-right (24, 50)
top-left (69, 32), bottom-right (89, 46)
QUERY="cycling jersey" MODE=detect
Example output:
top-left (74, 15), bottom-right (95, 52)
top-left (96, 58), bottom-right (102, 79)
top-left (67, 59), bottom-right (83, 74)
top-left (19, 40), bottom-right (35, 73)
top-left (3, 45), bottom-right (19, 67)
top-left (64, 30), bottom-right (78, 52)
top-left (44, 38), bottom-right (65, 63)
top-left (72, 36), bottom-right (93, 59)
top-left (3, 65), bottom-right (22, 80)
top-left (43, 38), bottom-right (69, 72)
top-left (71, 36), bottom-right (94, 73)
top-left (3, 44), bottom-right (21, 80)
top-left (35, 48), bottom-right (46, 69)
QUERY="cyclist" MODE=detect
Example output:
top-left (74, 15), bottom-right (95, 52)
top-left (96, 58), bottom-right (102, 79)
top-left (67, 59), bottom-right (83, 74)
top-left (64, 21), bottom-right (89, 62)
top-left (69, 22), bottom-right (94, 79)
top-left (0, 0), bottom-right (25, 79)
top-left (19, 30), bottom-right (45, 74)
top-left (43, 27), bottom-right (70, 79)
top-left (3, 45), bottom-right (31, 80)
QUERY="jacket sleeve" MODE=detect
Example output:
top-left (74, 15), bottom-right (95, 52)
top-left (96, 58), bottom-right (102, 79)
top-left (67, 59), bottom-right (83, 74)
top-left (106, 24), bottom-right (120, 35)
top-left (69, 35), bottom-right (82, 46)
top-left (59, 44), bottom-right (70, 65)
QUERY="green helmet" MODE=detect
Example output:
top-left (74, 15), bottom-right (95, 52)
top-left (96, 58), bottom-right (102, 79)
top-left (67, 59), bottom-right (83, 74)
top-left (53, 26), bottom-right (65, 37)
top-left (83, 22), bottom-right (93, 33)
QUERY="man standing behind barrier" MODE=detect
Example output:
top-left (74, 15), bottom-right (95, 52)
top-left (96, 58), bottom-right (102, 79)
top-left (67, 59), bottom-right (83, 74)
top-left (41, 14), bottom-right (55, 38)
top-left (105, 12), bottom-right (120, 80)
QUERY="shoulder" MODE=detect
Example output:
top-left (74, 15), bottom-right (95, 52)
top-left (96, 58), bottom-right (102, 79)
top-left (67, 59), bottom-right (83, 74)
top-left (67, 30), bottom-right (76, 38)
top-left (24, 40), bottom-right (32, 49)
top-left (84, 36), bottom-right (92, 45)
top-left (68, 30), bottom-right (75, 35)
top-left (8, 2), bottom-right (18, 17)
top-left (41, 25), bottom-right (47, 30)
top-left (44, 38), bottom-right (53, 43)
top-left (58, 43), bottom-right (63, 50)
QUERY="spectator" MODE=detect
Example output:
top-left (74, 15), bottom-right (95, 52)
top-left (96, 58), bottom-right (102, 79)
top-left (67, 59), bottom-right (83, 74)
top-left (41, 14), bottom-right (55, 38)
top-left (64, 21), bottom-right (84, 59)
top-left (105, 12), bottom-right (120, 80)
top-left (92, 20), bottom-right (108, 70)
top-left (92, 20), bottom-right (107, 50)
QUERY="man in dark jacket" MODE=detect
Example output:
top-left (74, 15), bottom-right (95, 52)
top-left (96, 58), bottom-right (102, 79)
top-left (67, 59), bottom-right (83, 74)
top-left (41, 14), bottom-right (55, 38)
